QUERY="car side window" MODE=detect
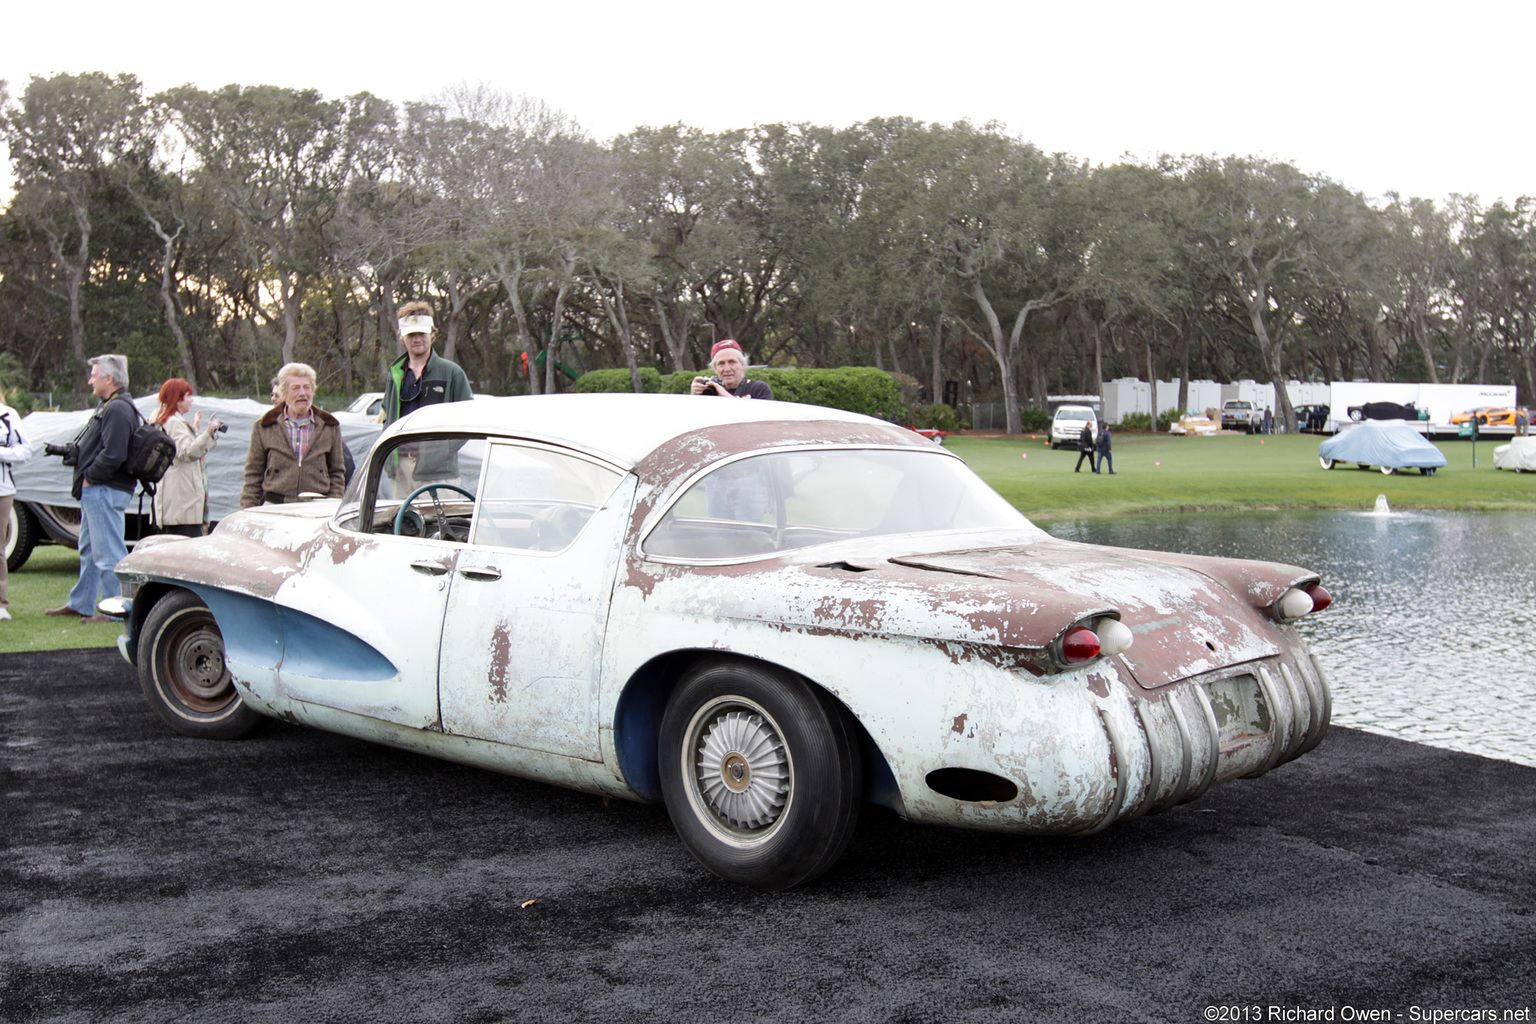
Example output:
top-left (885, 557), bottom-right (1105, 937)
top-left (470, 443), bottom-right (624, 553)
top-left (346, 434), bottom-right (486, 539)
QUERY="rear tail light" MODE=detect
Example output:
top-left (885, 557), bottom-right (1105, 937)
top-left (1060, 626), bottom-right (1101, 664)
top-left (1276, 583), bottom-right (1331, 621)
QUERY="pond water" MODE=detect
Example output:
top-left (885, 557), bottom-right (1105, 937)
top-left (1044, 509), bottom-right (1536, 768)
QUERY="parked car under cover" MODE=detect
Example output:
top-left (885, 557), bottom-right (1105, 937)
top-left (109, 394), bottom-right (1335, 890)
top-left (1318, 420), bottom-right (1448, 475)
top-left (1494, 437), bottom-right (1536, 472)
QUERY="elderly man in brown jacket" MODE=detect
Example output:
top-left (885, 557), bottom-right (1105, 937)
top-left (240, 362), bottom-right (347, 507)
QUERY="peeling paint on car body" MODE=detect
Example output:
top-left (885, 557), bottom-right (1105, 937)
top-left (113, 393), bottom-right (1332, 856)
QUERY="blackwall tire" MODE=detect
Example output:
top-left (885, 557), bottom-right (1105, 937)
top-left (138, 590), bottom-right (264, 739)
top-left (659, 661), bottom-right (861, 890)
top-left (5, 502), bottom-right (38, 572)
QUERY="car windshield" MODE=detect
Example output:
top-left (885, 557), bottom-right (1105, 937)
top-left (645, 448), bottom-right (1034, 561)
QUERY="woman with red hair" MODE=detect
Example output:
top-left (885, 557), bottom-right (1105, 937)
top-left (152, 378), bottom-right (222, 536)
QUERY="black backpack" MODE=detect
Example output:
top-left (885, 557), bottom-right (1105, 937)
top-left (124, 404), bottom-right (177, 494)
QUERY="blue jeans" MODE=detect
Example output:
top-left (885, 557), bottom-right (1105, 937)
top-left (67, 484), bottom-right (130, 615)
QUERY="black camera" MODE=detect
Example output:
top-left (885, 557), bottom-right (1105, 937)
top-left (693, 375), bottom-right (723, 396)
top-left (213, 422), bottom-right (229, 434)
top-left (44, 441), bottom-right (78, 466)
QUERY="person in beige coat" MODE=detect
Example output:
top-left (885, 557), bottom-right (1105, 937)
top-left (241, 362), bottom-right (347, 508)
top-left (152, 378), bottom-right (222, 537)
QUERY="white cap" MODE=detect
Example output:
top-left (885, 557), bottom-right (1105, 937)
top-left (399, 314), bottom-right (434, 336)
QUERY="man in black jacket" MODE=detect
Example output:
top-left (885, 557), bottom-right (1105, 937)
top-left (1096, 424), bottom-right (1114, 474)
top-left (1074, 422), bottom-right (1097, 473)
top-left (47, 354), bottom-right (137, 622)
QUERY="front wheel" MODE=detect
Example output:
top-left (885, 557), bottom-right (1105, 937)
top-left (138, 590), bottom-right (265, 739)
top-left (1319, 456), bottom-right (1336, 470)
top-left (1381, 465), bottom-right (1396, 475)
top-left (659, 661), bottom-right (861, 890)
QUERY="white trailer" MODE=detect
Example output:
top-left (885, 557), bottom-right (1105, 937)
top-left (1326, 382), bottom-right (1519, 434)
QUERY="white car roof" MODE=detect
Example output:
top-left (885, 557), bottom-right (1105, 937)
top-left (383, 393), bottom-right (888, 468)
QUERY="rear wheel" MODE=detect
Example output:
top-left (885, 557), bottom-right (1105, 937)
top-left (5, 502), bottom-right (38, 572)
top-left (139, 590), bottom-right (264, 739)
top-left (659, 661), bottom-right (861, 890)
top-left (1381, 465), bottom-right (1396, 475)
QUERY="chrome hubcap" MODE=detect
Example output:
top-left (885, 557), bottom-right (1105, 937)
top-left (692, 705), bottom-right (789, 833)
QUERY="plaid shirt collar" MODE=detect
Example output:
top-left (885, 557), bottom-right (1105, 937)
top-left (283, 411), bottom-right (315, 462)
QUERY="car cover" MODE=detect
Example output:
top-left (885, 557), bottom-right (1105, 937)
top-left (1494, 437), bottom-right (1536, 471)
top-left (1318, 421), bottom-right (1447, 469)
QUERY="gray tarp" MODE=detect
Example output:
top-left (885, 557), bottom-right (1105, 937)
top-left (1318, 420), bottom-right (1448, 469)
top-left (12, 396), bottom-right (383, 521)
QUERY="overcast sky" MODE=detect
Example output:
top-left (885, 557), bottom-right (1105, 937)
top-left (3, 0), bottom-right (1531, 207)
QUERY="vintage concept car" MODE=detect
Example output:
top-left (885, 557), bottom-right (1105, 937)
top-left (110, 394), bottom-right (1334, 889)
top-left (1318, 420), bottom-right (1448, 475)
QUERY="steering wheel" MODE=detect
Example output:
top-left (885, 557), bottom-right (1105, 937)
top-left (393, 483), bottom-right (478, 540)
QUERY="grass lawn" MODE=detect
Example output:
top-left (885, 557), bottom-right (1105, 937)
top-left (2, 428), bottom-right (1530, 653)
top-left (947, 430), bottom-right (1536, 521)
top-left (1, 545), bottom-right (128, 653)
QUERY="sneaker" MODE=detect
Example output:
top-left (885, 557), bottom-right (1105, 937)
top-left (0, 608), bottom-right (10, 620)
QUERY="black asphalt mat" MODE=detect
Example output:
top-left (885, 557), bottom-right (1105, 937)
top-left (3, 648), bottom-right (1533, 1023)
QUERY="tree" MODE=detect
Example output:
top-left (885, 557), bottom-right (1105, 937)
top-left (3, 72), bottom-right (153, 370)
top-left (612, 125), bottom-right (754, 372)
top-left (1458, 199), bottom-right (1536, 394)
top-left (1176, 156), bottom-right (1349, 433)
top-left (163, 84), bottom-right (356, 364)
top-left (866, 122), bottom-right (1082, 433)
top-left (1381, 195), bottom-right (1456, 384)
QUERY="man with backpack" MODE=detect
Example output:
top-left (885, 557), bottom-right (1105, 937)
top-left (47, 354), bottom-right (137, 622)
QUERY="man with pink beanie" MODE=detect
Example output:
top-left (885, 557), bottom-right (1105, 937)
top-left (690, 340), bottom-right (773, 400)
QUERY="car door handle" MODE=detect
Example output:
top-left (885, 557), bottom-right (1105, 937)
top-left (410, 560), bottom-right (452, 576)
top-left (458, 567), bottom-right (502, 582)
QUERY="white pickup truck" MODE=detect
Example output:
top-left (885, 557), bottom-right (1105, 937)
top-left (1220, 400), bottom-right (1261, 434)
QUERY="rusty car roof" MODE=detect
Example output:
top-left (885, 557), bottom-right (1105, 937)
top-left (380, 393), bottom-right (917, 468)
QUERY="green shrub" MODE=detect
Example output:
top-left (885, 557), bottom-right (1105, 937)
top-left (578, 365), bottom-right (905, 419)
top-left (1019, 406), bottom-right (1050, 432)
top-left (757, 367), bottom-right (904, 419)
top-left (913, 403), bottom-right (961, 432)
top-left (659, 371), bottom-right (694, 395)
top-left (1157, 408), bottom-right (1181, 432)
top-left (1118, 412), bottom-right (1154, 432)
top-left (572, 367), bottom-right (665, 393)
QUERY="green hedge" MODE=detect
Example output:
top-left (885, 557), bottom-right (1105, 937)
top-left (572, 367), bottom-right (666, 393)
top-left (1019, 406), bottom-right (1051, 432)
top-left (912, 403), bottom-right (964, 432)
top-left (573, 365), bottom-right (905, 420)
